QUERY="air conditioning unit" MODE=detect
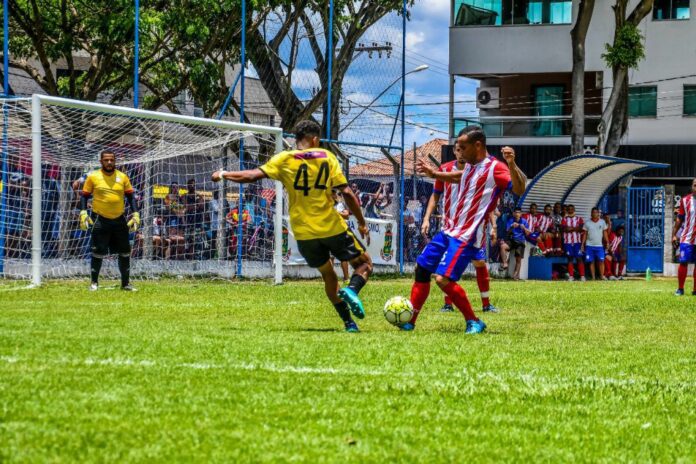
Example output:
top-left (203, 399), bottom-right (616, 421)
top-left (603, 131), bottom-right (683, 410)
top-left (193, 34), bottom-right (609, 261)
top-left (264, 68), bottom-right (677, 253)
top-left (476, 87), bottom-right (500, 109)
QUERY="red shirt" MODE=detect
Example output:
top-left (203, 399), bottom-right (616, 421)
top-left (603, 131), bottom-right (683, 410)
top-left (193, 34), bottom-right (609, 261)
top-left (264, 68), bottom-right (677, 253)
top-left (562, 216), bottom-right (584, 244)
top-left (678, 193), bottom-right (696, 244)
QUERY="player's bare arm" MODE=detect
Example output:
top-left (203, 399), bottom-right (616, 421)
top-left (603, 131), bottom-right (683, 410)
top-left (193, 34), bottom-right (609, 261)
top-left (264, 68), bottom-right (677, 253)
top-left (339, 184), bottom-right (369, 240)
top-left (673, 216), bottom-right (682, 245)
top-left (421, 192), bottom-right (440, 236)
top-left (417, 160), bottom-right (462, 183)
top-left (501, 146), bottom-right (527, 196)
top-left (212, 168), bottom-right (266, 184)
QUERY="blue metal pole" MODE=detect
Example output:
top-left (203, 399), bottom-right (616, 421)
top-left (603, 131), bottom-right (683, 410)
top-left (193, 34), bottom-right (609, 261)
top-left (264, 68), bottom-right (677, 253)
top-left (134, 0), bottom-right (140, 108)
top-left (236, 0), bottom-right (246, 277)
top-left (326, 0), bottom-right (334, 139)
top-left (3, 0), bottom-right (8, 96)
top-left (216, 70), bottom-right (243, 120)
top-left (0, 102), bottom-right (8, 274)
top-left (399, 0), bottom-right (406, 275)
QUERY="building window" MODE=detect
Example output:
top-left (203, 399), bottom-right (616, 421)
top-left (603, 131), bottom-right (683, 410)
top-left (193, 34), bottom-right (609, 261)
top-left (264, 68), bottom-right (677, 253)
top-left (683, 85), bottom-right (696, 115)
top-left (653, 0), bottom-right (690, 20)
top-left (628, 86), bottom-right (658, 118)
top-left (453, 0), bottom-right (571, 26)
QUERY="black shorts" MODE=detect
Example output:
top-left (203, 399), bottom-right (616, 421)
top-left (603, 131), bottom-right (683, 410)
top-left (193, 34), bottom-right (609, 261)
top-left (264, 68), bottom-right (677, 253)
top-left (297, 230), bottom-right (366, 268)
top-left (91, 215), bottom-right (131, 257)
top-left (509, 239), bottom-right (526, 257)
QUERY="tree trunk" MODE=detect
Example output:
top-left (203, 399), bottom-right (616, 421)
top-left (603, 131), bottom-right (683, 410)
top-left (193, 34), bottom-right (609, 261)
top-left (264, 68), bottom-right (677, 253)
top-left (570, 0), bottom-right (596, 156)
top-left (605, 72), bottom-right (629, 155)
top-left (597, 66), bottom-right (628, 154)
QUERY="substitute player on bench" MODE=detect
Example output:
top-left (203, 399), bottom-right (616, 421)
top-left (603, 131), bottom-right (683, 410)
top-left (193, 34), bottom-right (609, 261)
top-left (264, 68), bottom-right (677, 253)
top-left (80, 150), bottom-right (140, 291)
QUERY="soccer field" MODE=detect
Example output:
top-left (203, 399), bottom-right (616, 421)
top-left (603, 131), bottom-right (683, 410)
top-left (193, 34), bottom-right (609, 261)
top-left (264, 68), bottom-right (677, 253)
top-left (1, 278), bottom-right (695, 462)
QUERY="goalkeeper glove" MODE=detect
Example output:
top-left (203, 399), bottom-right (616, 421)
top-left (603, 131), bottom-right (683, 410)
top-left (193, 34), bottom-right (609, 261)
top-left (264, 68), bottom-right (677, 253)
top-left (127, 212), bottom-right (141, 232)
top-left (79, 210), bottom-right (93, 231)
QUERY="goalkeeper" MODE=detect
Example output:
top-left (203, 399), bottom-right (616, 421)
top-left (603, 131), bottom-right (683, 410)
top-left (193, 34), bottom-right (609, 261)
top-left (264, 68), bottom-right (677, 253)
top-left (80, 150), bottom-right (140, 291)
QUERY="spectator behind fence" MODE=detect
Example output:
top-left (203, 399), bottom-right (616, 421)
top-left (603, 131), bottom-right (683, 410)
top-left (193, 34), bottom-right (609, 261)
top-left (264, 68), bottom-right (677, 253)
top-left (506, 207), bottom-right (530, 280)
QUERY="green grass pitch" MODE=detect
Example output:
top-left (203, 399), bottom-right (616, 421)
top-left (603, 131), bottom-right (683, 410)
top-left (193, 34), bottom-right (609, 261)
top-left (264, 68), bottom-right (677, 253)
top-left (1, 277), bottom-right (695, 462)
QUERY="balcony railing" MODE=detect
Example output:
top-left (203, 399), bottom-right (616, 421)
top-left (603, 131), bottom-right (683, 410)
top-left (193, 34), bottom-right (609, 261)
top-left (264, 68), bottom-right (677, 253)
top-left (454, 115), bottom-right (601, 138)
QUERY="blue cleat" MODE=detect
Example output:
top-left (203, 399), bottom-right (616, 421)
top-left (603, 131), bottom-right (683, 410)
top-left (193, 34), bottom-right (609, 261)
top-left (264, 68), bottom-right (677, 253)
top-left (693, 291), bottom-right (696, 296)
top-left (398, 322), bottom-right (415, 331)
top-left (482, 304), bottom-right (499, 313)
top-left (338, 287), bottom-right (365, 319)
top-left (344, 321), bottom-right (360, 333)
top-left (465, 319), bottom-right (487, 335)
top-left (440, 304), bottom-right (454, 313)
top-left (675, 289), bottom-right (684, 296)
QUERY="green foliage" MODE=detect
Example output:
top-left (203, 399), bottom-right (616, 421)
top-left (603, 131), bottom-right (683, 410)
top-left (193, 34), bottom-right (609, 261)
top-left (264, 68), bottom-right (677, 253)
top-left (602, 23), bottom-right (646, 69)
top-left (1, 278), bottom-right (695, 461)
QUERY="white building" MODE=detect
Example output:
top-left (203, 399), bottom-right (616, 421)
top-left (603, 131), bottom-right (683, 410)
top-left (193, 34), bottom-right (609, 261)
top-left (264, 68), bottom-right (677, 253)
top-left (449, 0), bottom-right (696, 185)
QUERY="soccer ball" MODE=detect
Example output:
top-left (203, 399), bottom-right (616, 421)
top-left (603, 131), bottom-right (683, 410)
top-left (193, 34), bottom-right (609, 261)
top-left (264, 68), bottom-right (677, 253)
top-left (383, 296), bottom-right (414, 326)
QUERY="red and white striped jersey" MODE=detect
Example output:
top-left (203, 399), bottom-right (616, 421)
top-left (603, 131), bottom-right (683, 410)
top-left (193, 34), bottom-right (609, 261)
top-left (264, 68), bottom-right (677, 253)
top-left (537, 214), bottom-right (554, 233)
top-left (678, 193), bottom-right (696, 244)
top-left (441, 155), bottom-right (511, 247)
top-left (434, 160), bottom-right (460, 233)
top-left (521, 213), bottom-right (538, 231)
top-left (562, 215), bottom-right (584, 244)
top-left (607, 232), bottom-right (623, 253)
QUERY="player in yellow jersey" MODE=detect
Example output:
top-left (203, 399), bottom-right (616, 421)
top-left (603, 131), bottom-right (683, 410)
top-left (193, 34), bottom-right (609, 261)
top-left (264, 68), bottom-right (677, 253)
top-left (212, 121), bottom-right (372, 332)
top-left (80, 150), bottom-right (141, 291)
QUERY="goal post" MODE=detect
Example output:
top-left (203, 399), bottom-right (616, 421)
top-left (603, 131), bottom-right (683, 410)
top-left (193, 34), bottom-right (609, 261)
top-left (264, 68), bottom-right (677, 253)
top-left (1, 94), bottom-right (285, 285)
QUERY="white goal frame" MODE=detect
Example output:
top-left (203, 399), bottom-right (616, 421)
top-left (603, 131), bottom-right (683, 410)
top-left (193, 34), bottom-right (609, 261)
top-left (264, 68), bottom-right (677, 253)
top-left (28, 94), bottom-right (285, 286)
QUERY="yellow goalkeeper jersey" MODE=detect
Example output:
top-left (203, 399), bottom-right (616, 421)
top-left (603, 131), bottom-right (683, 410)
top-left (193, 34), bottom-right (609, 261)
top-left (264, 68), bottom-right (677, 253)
top-left (82, 169), bottom-right (133, 219)
top-left (259, 148), bottom-right (348, 240)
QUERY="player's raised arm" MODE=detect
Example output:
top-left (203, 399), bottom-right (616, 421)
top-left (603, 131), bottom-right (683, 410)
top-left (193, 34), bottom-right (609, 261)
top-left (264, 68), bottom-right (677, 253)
top-left (501, 146), bottom-right (527, 196)
top-left (416, 160), bottom-right (462, 183)
top-left (212, 168), bottom-right (266, 184)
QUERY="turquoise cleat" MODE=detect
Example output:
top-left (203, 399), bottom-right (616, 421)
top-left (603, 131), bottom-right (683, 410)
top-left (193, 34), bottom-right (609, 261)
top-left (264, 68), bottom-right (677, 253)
top-left (344, 321), bottom-right (360, 333)
top-left (465, 319), bottom-right (487, 335)
top-left (338, 287), bottom-right (365, 319)
top-left (398, 322), bottom-right (415, 331)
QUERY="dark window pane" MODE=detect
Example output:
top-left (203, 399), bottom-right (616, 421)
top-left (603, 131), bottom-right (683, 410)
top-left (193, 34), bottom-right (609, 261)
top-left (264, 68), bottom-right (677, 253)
top-left (629, 86), bottom-right (657, 118)
top-left (684, 86), bottom-right (696, 115)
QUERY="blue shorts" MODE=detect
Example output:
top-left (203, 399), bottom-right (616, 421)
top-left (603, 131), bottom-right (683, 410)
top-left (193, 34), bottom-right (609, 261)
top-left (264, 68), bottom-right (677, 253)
top-left (585, 245), bottom-right (605, 262)
top-left (564, 243), bottom-right (583, 259)
top-left (417, 232), bottom-right (485, 281)
top-left (678, 243), bottom-right (696, 264)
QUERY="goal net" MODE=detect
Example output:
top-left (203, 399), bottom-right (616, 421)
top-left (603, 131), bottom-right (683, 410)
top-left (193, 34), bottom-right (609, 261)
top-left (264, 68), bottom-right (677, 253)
top-left (0, 95), bottom-right (283, 285)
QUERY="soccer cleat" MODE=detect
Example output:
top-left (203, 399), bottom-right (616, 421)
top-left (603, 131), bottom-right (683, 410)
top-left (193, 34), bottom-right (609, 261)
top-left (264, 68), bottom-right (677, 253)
top-left (567, 276), bottom-right (575, 282)
top-left (338, 287), bottom-right (365, 319)
top-left (465, 319), bottom-right (487, 335)
top-left (398, 322), bottom-right (415, 331)
top-left (344, 321), bottom-right (360, 333)
top-left (609, 276), bottom-right (618, 281)
top-left (618, 276), bottom-right (625, 281)
top-left (89, 282), bottom-right (98, 291)
top-left (580, 276), bottom-right (587, 282)
top-left (121, 285), bottom-right (138, 292)
top-left (674, 289), bottom-right (684, 296)
top-left (601, 276), bottom-right (608, 281)
top-left (440, 303), bottom-right (454, 313)
top-left (692, 291), bottom-right (696, 296)
top-left (482, 304), bottom-right (499, 313)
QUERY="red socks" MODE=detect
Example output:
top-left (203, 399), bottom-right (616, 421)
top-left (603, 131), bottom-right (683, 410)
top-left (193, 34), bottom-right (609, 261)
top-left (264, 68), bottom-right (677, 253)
top-left (410, 281), bottom-right (430, 324)
top-left (475, 266), bottom-right (490, 307)
top-left (442, 281), bottom-right (478, 321)
top-left (678, 264), bottom-right (688, 291)
top-left (693, 266), bottom-right (696, 292)
top-left (544, 236), bottom-right (553, 253)
top-left (444, 295), bottom-right (453, 306)
top-left (577, 261), bottom-right (586, 277)
top-left (568, 262), bottom-right (574, 277)
top-left (604, 258), bottom-right (613, 277)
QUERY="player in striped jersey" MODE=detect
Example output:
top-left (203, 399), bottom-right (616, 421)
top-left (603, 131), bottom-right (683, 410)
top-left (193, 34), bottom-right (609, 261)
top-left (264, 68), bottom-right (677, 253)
top-left (408, 127), bottom-right (527, 334)
top-left (562, 205), bottom-right (586, 281)
top-left (421, 144), bottom-right (498, 314)
top-left (604, 225), bottom-right (625, 280)
top-left (673, 177), bottom-right (696, 296)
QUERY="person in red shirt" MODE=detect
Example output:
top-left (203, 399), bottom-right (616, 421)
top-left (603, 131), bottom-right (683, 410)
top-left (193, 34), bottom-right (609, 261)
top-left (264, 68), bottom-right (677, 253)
top-left (562, 204), bottom-right (586, 281)
top-left (673, 177), bottom-right (696, 296)
top-left (604, 225), bottom-right (626, 280)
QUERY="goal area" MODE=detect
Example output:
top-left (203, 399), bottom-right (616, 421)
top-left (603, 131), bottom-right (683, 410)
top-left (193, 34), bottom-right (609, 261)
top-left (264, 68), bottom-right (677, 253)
top-left (0, 95), bottom-right (284, 285)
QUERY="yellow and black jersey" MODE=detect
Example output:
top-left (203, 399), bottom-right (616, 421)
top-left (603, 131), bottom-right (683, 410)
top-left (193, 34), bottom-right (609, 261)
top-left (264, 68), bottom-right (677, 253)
top-left (82, 169), bottom-right (133, 219)
top-left (259, 148), bottom-right (348, 240)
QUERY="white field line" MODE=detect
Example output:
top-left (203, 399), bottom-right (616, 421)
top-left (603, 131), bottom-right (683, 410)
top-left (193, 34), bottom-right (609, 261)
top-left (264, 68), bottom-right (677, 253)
top-left (1, 355), bottom-right (695, 391)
